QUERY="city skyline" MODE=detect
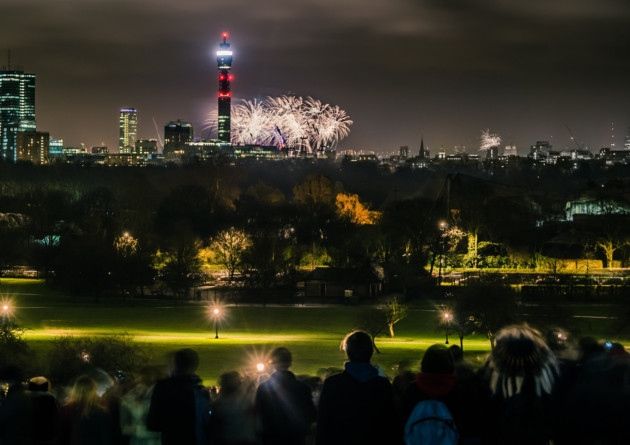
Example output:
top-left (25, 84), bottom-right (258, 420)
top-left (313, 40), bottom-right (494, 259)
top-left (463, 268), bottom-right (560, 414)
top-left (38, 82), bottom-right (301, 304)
top-left (2, 0), bottom-right (630, 152)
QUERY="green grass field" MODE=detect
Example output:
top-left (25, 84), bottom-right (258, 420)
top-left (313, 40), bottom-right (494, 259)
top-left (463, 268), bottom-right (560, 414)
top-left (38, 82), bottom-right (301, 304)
top-left (2, 279), bottom-right (628, 384)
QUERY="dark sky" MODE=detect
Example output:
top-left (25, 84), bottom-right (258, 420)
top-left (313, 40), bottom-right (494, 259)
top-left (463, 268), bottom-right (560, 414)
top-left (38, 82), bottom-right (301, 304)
top-left (3, 0), bottom-right (630, 153)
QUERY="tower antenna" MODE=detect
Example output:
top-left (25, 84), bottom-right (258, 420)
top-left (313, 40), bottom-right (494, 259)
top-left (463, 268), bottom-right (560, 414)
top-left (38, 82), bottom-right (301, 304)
top-left (216, 33), bottom-right (233, 144)
top-left (7, 49), bottom-right (11, 69)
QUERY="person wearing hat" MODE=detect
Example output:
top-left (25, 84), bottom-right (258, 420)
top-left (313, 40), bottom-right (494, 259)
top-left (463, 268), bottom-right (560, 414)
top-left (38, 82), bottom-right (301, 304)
top-left (254, 347), bottom-right (316, 445)
top-left (28, 376), bottom-right (59, 445)
top-left (482, 324), bottom-right (559, 445)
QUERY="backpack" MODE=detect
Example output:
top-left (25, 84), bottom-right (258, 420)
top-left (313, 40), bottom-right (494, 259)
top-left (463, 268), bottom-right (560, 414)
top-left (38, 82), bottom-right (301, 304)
top-left (404, 399), bottom-right (459, 445)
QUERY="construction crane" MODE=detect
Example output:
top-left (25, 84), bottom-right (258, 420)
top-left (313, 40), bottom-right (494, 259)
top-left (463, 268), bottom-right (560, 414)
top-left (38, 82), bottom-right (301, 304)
top-left (564, 124), bottom-right (584, 151)
top-left (152, 117), bottom-right (164, 152)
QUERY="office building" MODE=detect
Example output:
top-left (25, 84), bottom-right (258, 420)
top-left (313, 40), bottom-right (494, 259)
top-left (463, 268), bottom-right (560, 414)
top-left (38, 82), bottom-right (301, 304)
top-left (16, 131), bottom-right (48, 164)
top-left (164, 120), bottom-right (193, 154)
top-left (135, 138), bottom-right (158, 154)
top-left (0, 68), bottom-right (36, 161)
top-left (49, 138), bottom-right (63, 157)
top-left (118, 108), bottom-right (138, 153)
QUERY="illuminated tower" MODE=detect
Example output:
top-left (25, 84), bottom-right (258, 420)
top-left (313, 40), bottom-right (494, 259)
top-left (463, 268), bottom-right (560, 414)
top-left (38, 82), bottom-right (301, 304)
top-left (0, 65), bottom-right (36, 162)
top-left (216, 32), bottom-right (233, 144)
top-left (118, 108), bottom-right (138, 153)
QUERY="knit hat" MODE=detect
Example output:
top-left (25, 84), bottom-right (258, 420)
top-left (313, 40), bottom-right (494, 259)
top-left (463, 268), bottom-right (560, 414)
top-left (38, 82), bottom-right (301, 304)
top-left (487, 324), bottom-right (558, 398)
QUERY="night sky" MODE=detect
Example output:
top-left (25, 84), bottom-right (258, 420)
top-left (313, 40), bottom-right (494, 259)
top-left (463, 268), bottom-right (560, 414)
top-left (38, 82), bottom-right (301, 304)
top-left (3, 0), bottom-right (630, 153)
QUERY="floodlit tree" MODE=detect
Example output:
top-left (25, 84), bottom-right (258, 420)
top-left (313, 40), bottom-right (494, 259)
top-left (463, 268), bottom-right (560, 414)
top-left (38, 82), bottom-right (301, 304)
top-left (596, 235), bottom-right (629, 270)
top-left (383, 296), bottom-right (408, 338)
top-left (210, 227), bottom-right (252, 282)
top-left (335, 193), bottom-right (381, 225)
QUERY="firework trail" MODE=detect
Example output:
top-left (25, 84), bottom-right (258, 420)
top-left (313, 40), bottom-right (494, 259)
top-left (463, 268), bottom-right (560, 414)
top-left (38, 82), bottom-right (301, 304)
top-left (480, 129), bottom-right (502, 151)
top-left (207, 95), bottom-right (353, 152)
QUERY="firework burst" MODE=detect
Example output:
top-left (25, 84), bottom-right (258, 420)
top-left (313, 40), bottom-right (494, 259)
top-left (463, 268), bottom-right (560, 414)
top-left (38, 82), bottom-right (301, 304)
top-left (208, 95), bottom-right (352, 152)
top-left (480, 129), bottom-right (502, 151)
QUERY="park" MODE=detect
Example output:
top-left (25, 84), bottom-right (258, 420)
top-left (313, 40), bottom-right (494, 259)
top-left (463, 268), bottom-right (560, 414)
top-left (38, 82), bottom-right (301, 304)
top-left (4, 278), bottom-right (628, 384)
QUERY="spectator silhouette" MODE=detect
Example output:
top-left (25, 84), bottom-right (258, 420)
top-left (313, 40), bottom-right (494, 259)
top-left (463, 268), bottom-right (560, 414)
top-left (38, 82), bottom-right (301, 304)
top-left (211, 371), bottom-right (257, 445)
top-left (58, 375), bottom-right (113, 445)
top-left (120, 367), bottom-right (161, 445)
top-left (255, 347), bottom-right (316, 445)
top-left (482, 324), bottom-right (559, 445)
top-left (316, 331), bottom-right (400, 445)
top-left (0, 366), bottom-right (33, 445)
top-left (28, 376), bottom-right (59, 445)
top-left (404, 344), bottom-right (485, 444)
top-left (147, 349), bottom-right (210, 445)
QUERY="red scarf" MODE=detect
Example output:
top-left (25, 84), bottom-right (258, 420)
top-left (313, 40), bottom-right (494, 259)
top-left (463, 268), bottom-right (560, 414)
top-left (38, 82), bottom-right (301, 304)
top-left (415, 372), bottom-right (456, 398)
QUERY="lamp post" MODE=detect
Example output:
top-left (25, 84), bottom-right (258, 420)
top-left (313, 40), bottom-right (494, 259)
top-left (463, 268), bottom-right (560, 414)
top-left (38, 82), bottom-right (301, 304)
top-left (209, 305), bottom-right (224, 339)
top-left (441, 310), bottom-right (453, 345)
top-left (438, 220), bottom-right (448, 284)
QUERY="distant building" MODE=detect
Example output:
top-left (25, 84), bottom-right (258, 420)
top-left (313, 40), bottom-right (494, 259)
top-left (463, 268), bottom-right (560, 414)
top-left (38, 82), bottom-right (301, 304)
top-left (504, 145), bottom-right (518, 157)
top-left (0, 68), bottom-right (36, 161)
top-left (91, 145), bottom-right (108, 154)
top-left (625, 127), bottom-right (630, 150)
top-left (419, 138), bottom-right (429, 159)
top-left (565, 196), bottom-right (630, 221)
top-left (118, 108), bottom-right (138, 153)
top-left (399, 146), bottom-right (409, 159)
top-left (49, 138), bottom-right (64, 157)
top-left (528, 140), bottom-right (552, 160)
top-left (135, 138), bottom-right (158, 155)
top-left (164, 120), bottom-right (193, 154)
top-left (16, 131), bottom-right (49, 164)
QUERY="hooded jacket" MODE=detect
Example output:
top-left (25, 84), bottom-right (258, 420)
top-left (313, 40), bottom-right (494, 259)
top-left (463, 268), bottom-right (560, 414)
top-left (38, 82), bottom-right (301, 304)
top-left (316, 362), bottom-right (401, 445)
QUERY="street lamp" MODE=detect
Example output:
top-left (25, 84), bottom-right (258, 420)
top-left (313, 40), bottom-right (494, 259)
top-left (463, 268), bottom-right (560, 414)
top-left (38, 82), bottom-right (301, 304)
top-left (1, 300), bottom-right (13, 319)
top-left (208, 304), bottom-right (226, 339)
top-left (441, 310), bottom-right (453, 345)
top-left (437, 220), bottom-right (448, 284)
top-left (210, 306), bottom-right (222, 339)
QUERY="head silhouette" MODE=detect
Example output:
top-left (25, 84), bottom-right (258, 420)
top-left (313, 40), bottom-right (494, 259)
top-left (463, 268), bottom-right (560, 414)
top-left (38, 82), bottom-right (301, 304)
top-left (173, 348), bottom-right (199, 376)
top-left (343, 331), bottom-right (374, 363)
top-left (270, 347), bottom-right (293, 371)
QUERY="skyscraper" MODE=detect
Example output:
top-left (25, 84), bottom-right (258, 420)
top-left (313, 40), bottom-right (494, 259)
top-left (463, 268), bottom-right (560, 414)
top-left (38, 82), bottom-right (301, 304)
top-left (0, 67), bottom-right (36, 162)
top-left (216, 33), bottom-right (233, 143)
top-left (118, 108), bottom-right (138, 153)
top-left (164, 120), bottom-right (193, 154)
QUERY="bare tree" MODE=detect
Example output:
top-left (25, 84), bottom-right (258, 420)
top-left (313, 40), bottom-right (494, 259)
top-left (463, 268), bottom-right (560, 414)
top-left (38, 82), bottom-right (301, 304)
top-left (383, 296), bottom-right (408, 338)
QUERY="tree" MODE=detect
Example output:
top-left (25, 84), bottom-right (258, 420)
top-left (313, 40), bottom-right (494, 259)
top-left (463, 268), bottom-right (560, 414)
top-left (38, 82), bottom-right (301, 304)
top-left (293, 174), bottom-right (337, 208)
top-left (453, 282), bottom-right (519, 349)
top-left (210, 227), bottom-right (252, 282)
top-left (383, 296), bottom-right (408, 337)
top-left (335, 193), bottom-right (381, 225)
top-left (158, 234), bottom-right (204, 299)
top-left (595, 235), bottom-right (629, 270)
top-left (111, 232), bottom-right (155, 298)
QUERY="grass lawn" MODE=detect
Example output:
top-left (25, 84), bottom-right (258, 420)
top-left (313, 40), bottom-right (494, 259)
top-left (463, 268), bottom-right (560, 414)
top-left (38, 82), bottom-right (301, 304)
top-left (2, 278), bottom-right (628, 384)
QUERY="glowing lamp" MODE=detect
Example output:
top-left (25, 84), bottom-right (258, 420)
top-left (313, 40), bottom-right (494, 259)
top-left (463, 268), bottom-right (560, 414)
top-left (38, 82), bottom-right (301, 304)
top-left (256, 362), bottom-right (266, 373)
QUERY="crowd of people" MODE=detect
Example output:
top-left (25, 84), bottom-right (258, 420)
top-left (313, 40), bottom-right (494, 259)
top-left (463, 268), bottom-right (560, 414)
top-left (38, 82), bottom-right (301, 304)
top-left (0, 324), bottom-right (628, 445)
